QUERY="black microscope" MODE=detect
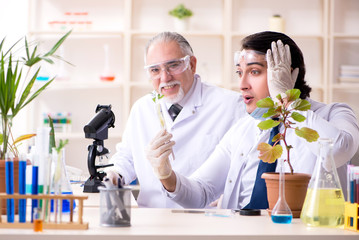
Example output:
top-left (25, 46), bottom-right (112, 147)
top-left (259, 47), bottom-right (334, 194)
top-left (83, 104), bottom-right (115, 193)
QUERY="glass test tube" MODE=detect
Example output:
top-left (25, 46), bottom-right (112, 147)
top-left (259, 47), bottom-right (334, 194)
top-left (31, 163), bottom-right (39, 223)
top-left (5, 154), bottom-right (14, 223)
top-left (19, 154), bottom-right (27, 223)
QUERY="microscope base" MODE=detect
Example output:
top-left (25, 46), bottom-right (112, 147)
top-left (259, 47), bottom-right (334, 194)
top-left (83, 177), bottom-right (104, 193)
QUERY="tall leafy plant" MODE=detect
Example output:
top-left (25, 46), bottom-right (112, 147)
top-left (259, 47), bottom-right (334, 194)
top-left (0, 31), bottom-right (71, 159)
top-left (256, 89), bottom-right (320, 174)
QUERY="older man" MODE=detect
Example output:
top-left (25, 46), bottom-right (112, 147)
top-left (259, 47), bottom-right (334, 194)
top-left (107, 32), bottom-right (245, 208)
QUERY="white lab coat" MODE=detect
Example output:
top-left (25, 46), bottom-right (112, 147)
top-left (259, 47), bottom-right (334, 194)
top-left (110, 75), bottom-right (246, 208)
top-left (168, 99), bottom-right (359, 209)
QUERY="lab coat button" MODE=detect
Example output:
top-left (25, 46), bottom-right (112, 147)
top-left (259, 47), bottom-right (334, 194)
top-left (229, 179), bottom-right (232, 183)
top-left (192, 110), bottom-right (195, 114)
top-left (240, 153), bottom-right (244, 156)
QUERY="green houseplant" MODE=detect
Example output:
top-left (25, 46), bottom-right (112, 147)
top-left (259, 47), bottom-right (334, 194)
top-left (257, 89), bottom-right (319, 173)
top-left (0, 31), bottom-right (71, 214)
top-left (169, 4), bottom-right (193, 19)
top-left (0, 31), bottom-right (71, 159)
top-left (169, 4), bottom-right (193, 31)
top-left (256, 89), bottom-right (320, 218)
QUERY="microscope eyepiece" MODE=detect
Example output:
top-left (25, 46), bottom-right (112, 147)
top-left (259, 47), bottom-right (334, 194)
top-left (84, 104), bottom-right (115, 140)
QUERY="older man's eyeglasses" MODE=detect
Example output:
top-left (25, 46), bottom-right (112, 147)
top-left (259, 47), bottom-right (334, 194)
top-left (144, 55), bottom-right (190, 80)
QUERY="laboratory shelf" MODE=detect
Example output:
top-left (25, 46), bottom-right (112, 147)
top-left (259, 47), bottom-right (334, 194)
top-left (130, 30), bottom-right (224, 37)
top-left (332, 83), bottom-right (359, 90)
top-left (231, 32), bottom-right (325, 39)
top-left (41, 81), bottom-right (123, 91)
top-left (28, 30), bottom-right (124, 37)
top-left (26, 0), bottom-right (359, 170)
top-left (332, 34), bottom-right (359, 39)
top-left (55, 132), bottom-right (122, 140)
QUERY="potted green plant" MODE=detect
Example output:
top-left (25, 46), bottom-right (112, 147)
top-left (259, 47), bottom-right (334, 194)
top-left (0, 31), bottom-right (71, 213)
top-left (169, 4), bottom-right (193, 31)
top-left (0, 30), bottom-right (71, 160)
top-left (256, 89), bottom-right (319, 217)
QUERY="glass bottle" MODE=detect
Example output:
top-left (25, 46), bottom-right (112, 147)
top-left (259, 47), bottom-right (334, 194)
top-left (300, 138), bottom-right (345, 227)
top-left (100, 44), bottom-right (115, 81)
top-left (271, 158), bottom-right (293, 224)
top-left (269, 14), bottom-right (285, 33)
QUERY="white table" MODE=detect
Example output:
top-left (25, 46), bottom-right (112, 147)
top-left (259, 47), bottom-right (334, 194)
top-left (1, 207), bottom-right (358, 240)
top-left (1, 184), bottom-right (358, 239)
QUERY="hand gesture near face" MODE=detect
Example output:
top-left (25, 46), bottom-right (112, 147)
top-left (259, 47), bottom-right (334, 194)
top-left (266, 40), bottom-right (299, 99)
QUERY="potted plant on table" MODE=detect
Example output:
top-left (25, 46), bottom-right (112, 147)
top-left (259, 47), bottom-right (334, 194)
top-left (169, 4), bottom-right (193, 31)
top-left (256, 89), bottom-right (319, 218)
top-left (0, 31), bottom-right (71, 212)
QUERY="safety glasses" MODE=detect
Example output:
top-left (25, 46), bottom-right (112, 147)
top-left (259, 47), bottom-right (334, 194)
top-left (144, 55), bottom-right (190, 80)
top-left (234, 50), bottom-right (266, 66)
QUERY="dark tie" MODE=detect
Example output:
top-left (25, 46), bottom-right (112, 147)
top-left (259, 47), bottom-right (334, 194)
top-left (243, 123), bottom-right (280, 210)
top-left (168, 104), bottom-right (182, 121)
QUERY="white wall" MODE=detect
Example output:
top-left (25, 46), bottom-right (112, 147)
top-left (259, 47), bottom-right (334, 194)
top-left (0, 0), bottom-right (29, 151)
top-left (0, 0), bottom-right (28, 43)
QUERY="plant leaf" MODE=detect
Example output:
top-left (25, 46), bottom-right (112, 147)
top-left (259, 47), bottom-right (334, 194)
top-left (151, 91), bottom-right (164, 103)
top-left (257, 142), bottom-right (283, 163)
top-left (262, 108), bottom-right (277, 118)
top-left (56, 139), bottom-right (69, 153)
top-left (291, 112), bottom-right (306, 122)
top-left (44, 30), bottom-right (72, 57)
top-left (256, 97), bottom-right (274, 108)
top-left (19, 77), bottom-right (54, 112)
top-left (49, 115), bottom-right (56, 153)
top-left (276, 93), bottom-right (283, 101)
top-left (295, 127), bottom-right (320, 142)
top-left (286, 89), bottom-right (301, 102)
top-left (257, 119), bottom-right (280, 130)
top-left (12, 134), bottom-right (36, 147)
top-left (292, 99), bottom-right (311, 111)
top-left (272, 133), bottom-right (281, 143)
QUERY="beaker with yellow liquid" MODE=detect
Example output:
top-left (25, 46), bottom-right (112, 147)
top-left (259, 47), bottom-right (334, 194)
top-left (300, 138), bottom-right (345, 227)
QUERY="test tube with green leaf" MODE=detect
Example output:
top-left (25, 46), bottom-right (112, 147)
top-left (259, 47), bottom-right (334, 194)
top-left (152, 91), bottom-right (175, 160)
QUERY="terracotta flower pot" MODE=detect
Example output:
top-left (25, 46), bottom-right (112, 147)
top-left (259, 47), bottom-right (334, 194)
top-left (0, 159), bottom-right (20, 215)
top-left (262, 172), bottom-right (311, 218)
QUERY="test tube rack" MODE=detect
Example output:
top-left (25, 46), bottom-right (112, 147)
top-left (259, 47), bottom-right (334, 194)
top-left (344, 202), bottom-right (359, 232)
top-left (0, 193), bottom-right (88, 229)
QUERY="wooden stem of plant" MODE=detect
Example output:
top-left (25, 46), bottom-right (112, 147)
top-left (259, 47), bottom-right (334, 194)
top-left (282, 106), bottom-right (294, 175)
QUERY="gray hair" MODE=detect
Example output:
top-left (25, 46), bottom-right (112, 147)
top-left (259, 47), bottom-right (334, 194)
top-left (144, 32), bottom-right (194, 64)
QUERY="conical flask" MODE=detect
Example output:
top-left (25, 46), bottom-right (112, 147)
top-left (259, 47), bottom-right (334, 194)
top-left (51, 148), bottom-right (76, 213)
top-left (300, 138), bottom-right (345, 227)
top-left (271, 158), bottom-right (293, 224)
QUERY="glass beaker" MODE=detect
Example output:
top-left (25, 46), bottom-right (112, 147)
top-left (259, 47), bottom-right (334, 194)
top-left (300, 138), bottom-right (345, 227)
top-left (51, 148), bottom-right (76, 213)
top-left (99, 186), bottom-right (131, 227)
top-left (271, 158), bottom-right (293, 224)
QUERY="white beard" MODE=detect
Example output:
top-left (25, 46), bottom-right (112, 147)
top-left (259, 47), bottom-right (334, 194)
top-left (164, 86), bottom-right (184, 104)
top-left (158, 80), bottom-right (185, 104)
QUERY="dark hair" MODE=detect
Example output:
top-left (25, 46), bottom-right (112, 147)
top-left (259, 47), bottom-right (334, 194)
top-left (241, 31), bottom-right (311, 99)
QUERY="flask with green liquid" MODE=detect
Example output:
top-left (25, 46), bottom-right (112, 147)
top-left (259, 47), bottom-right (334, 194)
top-left (300, 138), bottom-right (345, 227)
